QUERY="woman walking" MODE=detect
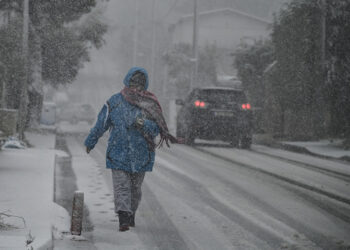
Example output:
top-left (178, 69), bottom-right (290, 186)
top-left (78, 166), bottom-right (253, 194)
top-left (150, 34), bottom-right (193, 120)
top-left (85, 67), bottom-right (180, 231)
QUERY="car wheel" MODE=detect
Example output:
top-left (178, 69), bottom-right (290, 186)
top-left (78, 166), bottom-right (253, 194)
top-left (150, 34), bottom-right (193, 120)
top-left (230, 137), bottom-right (239, 148)
top-left (177, 121), bottom-right (195, 145)
top-left (176, 122), bottom-right (184, 138)
top-left (185, 131), bottom-right (195, 145)
top-left (183, 124), bottom-right (195, 145)
top-left (239, 136), bottom-right (252, 149)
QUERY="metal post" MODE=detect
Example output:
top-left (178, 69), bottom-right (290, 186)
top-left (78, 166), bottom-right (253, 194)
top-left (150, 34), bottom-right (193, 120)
top-left (132, 0), bottom-right (139, 66)
top-left (18, 0), bottom-right (29, 140)
top-left (71, 191), bottom-right (84, 235)
top-left (190, 0), bottom-right (199, 91)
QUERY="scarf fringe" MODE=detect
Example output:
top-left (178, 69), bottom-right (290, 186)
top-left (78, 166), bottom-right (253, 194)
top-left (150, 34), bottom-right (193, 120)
top-left (121, 87), bottom-right (184, 150)
top-left (157, 132), bottom-right (184, 149)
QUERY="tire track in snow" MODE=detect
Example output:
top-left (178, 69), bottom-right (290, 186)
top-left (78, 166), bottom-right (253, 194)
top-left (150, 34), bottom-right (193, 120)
top-left (250, 147), bottom-right (350, 183)
top-left (154, 155), bottom-right (288, 249)
top-left (156, 149), bottom-right (349, 250)
top-left (194, 146), bottom-right (350, 207)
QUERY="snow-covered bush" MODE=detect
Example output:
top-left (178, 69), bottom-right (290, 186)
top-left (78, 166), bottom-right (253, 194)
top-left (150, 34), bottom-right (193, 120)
top-left (1, 136), bottom-right (26, 150)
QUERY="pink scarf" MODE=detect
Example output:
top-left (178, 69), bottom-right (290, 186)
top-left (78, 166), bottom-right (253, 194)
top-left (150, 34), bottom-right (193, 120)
top-left (121, 87), bottom-right (183, 150)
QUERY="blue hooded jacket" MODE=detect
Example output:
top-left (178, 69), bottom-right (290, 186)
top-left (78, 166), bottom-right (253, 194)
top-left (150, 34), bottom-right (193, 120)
top-left (84, 67), bottom-right (159, 173)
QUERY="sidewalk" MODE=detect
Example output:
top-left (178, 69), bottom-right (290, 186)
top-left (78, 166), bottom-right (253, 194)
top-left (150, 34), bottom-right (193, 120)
top-left (0, 131), bottom-right (69, 250)
top-left (63, 136), bottom-right (145, 250)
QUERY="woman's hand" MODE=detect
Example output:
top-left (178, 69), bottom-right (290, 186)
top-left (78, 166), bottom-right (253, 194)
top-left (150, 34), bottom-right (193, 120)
top-left (134, 117), bottom-right (144, 129)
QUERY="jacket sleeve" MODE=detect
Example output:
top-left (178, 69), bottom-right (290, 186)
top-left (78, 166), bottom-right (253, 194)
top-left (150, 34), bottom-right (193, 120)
top-left (84, 104), bottom-right (111, 150)
top-left (142, 119), bottom-right (159, 138)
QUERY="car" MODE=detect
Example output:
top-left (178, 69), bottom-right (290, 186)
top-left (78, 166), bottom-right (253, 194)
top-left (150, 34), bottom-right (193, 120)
top-left (58, 103), bottom-right (96, 125)
top-left (176, 87), bottom-right (253, 148)
top-left (40, 102), bottom-right (57, 125)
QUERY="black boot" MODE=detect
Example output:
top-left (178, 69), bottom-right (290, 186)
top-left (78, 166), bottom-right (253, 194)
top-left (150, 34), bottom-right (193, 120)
top-left (118, 211), bottom-right (130, 232)
top-left (129, 213), bottom-right (135, 227)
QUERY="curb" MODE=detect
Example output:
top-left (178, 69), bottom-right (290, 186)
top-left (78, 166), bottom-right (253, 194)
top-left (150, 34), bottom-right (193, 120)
top-left (53, 134), bottom-right (97, 250)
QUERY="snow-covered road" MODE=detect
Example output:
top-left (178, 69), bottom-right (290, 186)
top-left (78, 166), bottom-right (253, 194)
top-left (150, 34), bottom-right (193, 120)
top-left (73, 135), bottom-right (350, 250)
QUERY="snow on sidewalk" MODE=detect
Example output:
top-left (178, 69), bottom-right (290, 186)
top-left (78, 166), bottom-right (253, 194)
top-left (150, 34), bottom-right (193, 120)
top-left (252, 144), bottom-right (350, 176)
top-left (65, 137), bottom-right (145, 250)
top-left (281, 139), bottom-right (350, 160)
top-left (0, 132), bottom-right (69, 250)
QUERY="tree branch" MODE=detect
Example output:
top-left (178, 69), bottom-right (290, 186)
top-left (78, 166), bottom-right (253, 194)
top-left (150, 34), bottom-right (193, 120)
top-left (0, 210), bottom-right (27, 228)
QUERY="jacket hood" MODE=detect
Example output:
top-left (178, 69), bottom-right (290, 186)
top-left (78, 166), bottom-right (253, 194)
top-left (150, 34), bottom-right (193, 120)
top-left (123, 67), bottom-right (149, 90)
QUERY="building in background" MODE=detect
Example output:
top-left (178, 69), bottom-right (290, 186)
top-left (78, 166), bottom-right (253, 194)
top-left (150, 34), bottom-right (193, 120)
top-left (170, 8), bottom-right (270, 50)
top-left (167, 8), bottom-right (271, 85)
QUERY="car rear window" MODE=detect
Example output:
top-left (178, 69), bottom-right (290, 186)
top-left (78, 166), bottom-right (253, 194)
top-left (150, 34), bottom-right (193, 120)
top-left (196, 89), bottom-right (247, 104)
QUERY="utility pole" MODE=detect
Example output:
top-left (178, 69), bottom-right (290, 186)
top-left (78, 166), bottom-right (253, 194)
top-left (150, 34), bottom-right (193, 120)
top-left (150, 0), bottom-right (157, 84)
top-left (314, 0), bottom-right (327, 136)
top-left (320, 0), bottom-right (326, 72)
top-left (190, 0), bottom-right (199, 91)
top-left (132, 0), bottom-right (139, 66)
top-left (18, 0), bottom-right (29, 140)
top-left (1, 9), bottom-right (11, 109)
top-left (1, 80), bottom-right (5, 108)
top-left (0, 62), bottom-right (6, 108)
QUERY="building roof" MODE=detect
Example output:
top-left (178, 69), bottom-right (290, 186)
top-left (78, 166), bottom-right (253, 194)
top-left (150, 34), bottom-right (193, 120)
top-left (176, 8), bottom-right (271, 26)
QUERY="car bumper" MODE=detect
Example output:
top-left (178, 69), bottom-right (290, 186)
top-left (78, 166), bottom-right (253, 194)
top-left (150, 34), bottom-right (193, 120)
top-left (192, 118), bottom-right (252, 141)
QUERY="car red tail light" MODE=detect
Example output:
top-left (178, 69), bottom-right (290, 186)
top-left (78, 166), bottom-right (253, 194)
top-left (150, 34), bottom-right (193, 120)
top-left (194, 100), bottom-right (206, 108)
top-left (241, 103), bottom-right (251, 110)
